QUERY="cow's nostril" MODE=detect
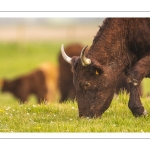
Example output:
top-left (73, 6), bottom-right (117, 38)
top-left (84, 82), bottom-right (91, 89)
top-left (85, 82), bottom-right (91, 87)
top-left (80, 81), bottom-right (91, 90)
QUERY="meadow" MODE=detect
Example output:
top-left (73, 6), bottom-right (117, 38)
top-left (1, 41), bottom-right (150, 132)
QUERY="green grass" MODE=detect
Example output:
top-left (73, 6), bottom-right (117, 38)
top-left (0, 41), bottom-right (150, 132)
top-left (1, 93), bottom-right (150, 132)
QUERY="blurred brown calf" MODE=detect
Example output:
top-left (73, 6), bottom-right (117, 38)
top-left (58, 43), bottom-right (142, 103)
top-left (0, 63), bottom-right (58, 104)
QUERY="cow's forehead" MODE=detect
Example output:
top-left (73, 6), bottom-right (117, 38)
top-left (75, 63), bottom-right (94, 78)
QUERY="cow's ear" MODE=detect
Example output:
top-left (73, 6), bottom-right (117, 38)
top-left (71, 56), bottom-right (79, 72)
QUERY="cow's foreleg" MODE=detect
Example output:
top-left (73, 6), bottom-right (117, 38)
top-left (127, 54), bottom-right (150, 117)
top-left (128, 82), bottom-right (147, 117)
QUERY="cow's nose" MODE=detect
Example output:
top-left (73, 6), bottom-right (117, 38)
top-left (80, 81), bottom-right (91, 90)
top-left (84, 82), bottom-right (91, 90)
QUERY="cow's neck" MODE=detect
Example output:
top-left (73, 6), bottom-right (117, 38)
top-left (87, 18), bottom-right (134, 76)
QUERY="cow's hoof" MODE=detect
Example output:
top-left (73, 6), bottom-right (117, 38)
top-left (134, 109), bottom-right (148, 117)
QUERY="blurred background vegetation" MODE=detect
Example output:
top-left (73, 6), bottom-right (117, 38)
top-left (0, 18), bottom-right (105, 76)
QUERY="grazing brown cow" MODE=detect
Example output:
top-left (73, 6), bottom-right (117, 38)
top-left (58, 43), bottom-right (142, 103)
top-left (61, 18), bottom-right (150, 118)
top-left (1, 63), bottom-right (58, 104)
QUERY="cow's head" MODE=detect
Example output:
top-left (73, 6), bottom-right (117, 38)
top-left (61, 44), bottom-right (118, 118)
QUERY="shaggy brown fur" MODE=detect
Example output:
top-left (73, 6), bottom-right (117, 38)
top-left (62, 18), bottom-right (150, 118)
top-left (1, 63), bottom-right (58, 104)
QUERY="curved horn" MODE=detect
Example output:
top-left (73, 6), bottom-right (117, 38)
top-left (61, 44), bottom-right (72, 64)
top-left (80, 45), bottom-right (91, 66)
